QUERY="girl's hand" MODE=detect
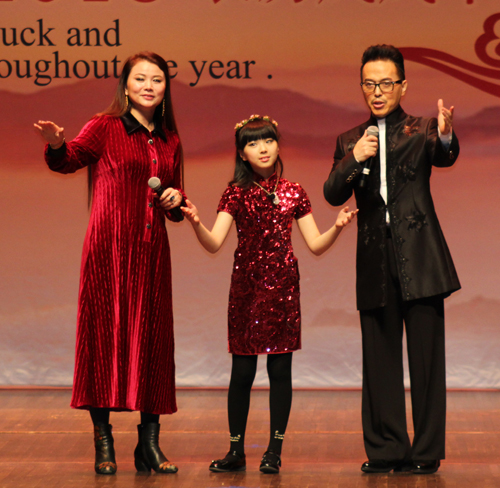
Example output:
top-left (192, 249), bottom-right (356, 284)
top-left (336, 206), bottom-right (358, 227)
top-left (34, 120), bottom-right (66, 149)
top-left (180, 199), bottom-right (200, 224)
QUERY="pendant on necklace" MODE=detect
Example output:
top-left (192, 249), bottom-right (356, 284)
top-left (270, 193), bottom-right (280, 205)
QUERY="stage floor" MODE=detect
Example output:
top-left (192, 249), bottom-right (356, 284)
top-left (0, 389), bottom-right (499, 487)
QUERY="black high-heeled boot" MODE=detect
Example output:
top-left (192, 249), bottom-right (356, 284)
top-left (93, 423), bottom-right (117, 475)
top-left (134, 423), bottom-right (178, 473)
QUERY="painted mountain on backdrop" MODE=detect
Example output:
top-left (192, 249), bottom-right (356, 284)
top-left (1, 78), bottom-right (499, 167)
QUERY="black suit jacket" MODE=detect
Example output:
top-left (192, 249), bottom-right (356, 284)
top-left (324, 106), bottom-right (461, 311)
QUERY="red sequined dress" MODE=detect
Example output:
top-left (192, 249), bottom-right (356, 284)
top-left (217, 173), bottom-right (312, 355)
top-left (44, 112), bottom-right (183, 415)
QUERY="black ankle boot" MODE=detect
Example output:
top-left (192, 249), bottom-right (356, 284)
top-left (93, 423), bottom-right (117, 475)
top-left (134, 423), bottom-right (178, 473)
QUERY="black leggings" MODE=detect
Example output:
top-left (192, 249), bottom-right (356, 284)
top-left (89, 408), bottom-right (159, 426)
top-left (227, 352), bottom-right (293, 455)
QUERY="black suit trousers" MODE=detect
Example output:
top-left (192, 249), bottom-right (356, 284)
top-left (360, 232), bottom-right (446, 462)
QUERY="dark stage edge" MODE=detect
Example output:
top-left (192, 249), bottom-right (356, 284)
top-left (0, 389), bottom-right (499, 487)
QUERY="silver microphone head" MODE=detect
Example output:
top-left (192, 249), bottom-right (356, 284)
top-left (148, 177), bottom-right (161, 191)
top-left (367, 125), bottom-right (379, 137)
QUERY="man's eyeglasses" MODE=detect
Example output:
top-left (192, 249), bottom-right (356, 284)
top-left (360, 80), bottom-right (403, 94)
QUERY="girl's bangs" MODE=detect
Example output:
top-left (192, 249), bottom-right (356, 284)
top-left (238, 122), bottom-right (278, 147)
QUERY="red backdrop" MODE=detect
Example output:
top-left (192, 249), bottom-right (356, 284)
top-left (1, 0), bottom-right (499, 387)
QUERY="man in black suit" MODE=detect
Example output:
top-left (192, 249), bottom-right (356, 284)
top-left (324, 44), bottom-right (460, 475)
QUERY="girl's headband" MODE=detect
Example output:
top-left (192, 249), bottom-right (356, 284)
top-left (234, 114), bottom-right (278, 132)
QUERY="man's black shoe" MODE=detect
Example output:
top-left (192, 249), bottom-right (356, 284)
top-left (361, 459), bottom-right (412, 473)
top-left (412, 460), bottom-right (440, 475)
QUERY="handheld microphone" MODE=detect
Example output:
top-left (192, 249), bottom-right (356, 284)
top-left (358, 125), bottom-right (379, 189)
top-left (148, 176), bottom-right (184, 221)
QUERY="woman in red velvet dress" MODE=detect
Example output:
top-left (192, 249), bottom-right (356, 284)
top-left (182, 115), bottom-right (357, 473)
top-left (34, 52), bottom-right (183, 475)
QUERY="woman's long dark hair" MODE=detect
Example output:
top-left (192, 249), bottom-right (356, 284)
top-left (230, 117), bottom-right (283, 188)
top-left (87, 51), bottom-right (184, 205)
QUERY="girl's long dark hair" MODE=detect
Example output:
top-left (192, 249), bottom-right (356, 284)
top-left (230, 117), bottom-right (283, 188)
top-left (87, 51), bottom-right (184, 206)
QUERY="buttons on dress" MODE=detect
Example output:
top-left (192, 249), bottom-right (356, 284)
top-left (148, 139), bottom-right (153, 145)
top-left (148, 203), bottom-right (153, 208)
top-left (153, 159), bottom-right (157, 164)
top-left (146, 224), bottom-right (151, 229)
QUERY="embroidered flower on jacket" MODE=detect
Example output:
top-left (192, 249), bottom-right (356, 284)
top-left (347, 139), bottom-right (358, 153)
top-left (397, 160), bottom-right (417, 183)
top-left (403, 121), bottom-right (420, 137)
top-left (406, 210), bottom-right (427, 231)
top-left (361, 223), bottom-right (376, 246)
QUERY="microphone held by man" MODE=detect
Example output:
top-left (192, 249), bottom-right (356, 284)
top-left (357, 125), bottom-right (379, 188)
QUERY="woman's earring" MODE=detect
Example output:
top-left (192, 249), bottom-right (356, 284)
top-left (162, 98), bottom-right (165, 117)
top-left (125, 94), bottom-right (129, 108)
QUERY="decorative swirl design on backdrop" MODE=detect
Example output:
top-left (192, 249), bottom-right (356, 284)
top-left (400, 13), bottom-right (500, 98)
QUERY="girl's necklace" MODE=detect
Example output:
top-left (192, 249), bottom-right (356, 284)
top-left (253, 176), bottom-right (280, 205)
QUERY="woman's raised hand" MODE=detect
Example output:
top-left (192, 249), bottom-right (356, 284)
top-left (34, 120), bottom-right (66, 149)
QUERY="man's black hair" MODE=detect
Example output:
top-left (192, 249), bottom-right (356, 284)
top-left (360, 44), bottom-right (405, 81)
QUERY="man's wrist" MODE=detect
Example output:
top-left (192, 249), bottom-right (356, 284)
top-left (438, 127), bottom-right (452, 147)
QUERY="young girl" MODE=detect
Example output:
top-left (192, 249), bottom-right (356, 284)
top-left (182, 115), bottom-right (357, 474)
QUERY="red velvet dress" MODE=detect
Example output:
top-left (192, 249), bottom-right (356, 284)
top-left (217, 173), bottom-right (312, 355)
top-left (45, 113), bottom-right (182, 415)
